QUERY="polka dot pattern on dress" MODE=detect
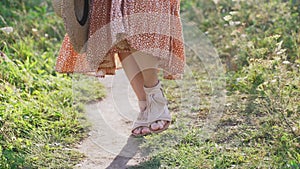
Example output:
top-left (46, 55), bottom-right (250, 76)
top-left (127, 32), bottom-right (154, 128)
top-left (55, 0), bottom-right (185, 80)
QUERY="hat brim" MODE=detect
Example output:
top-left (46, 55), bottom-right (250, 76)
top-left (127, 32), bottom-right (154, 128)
top-left (52, 0), bottom-right (62, 17)
top-left (62, 0), bottom-right (89, 53)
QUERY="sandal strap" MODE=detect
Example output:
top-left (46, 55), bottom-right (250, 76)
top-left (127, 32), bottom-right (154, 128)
top-left (143, 81), bottom-right (171, 124)
top-left (148, 104), bottom-right (171, 123)
top-left (131, 110), bottom-right (149, 131)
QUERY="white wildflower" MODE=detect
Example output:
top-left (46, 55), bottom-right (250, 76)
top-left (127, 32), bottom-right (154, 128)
top-left (273, 57), bottom-right (281, 61)
top-left (271, 79), bottom-right (277, 83)
top-left (229, 11), bottom-right (239, 15)
top-left (241, 34), bottom-right (247, 38)
top-left (223, 15), bottom-right (232, 21)
top-left (229, 21), bottom-right (241, 26)
top-left (0, 27), bottom-right (13, 34)
top-left (276, 49), bottom-right (286, 55)
top-left (282, 61), bottom-right (291, 65)
top-left (272, 34), bottom-right (281, 40)
top-left (234, 21), bottom-right (241, 25)
top-left (212, 0), bottom-right (220, 4)
top-left (236, 78), bottom-right (243, 82)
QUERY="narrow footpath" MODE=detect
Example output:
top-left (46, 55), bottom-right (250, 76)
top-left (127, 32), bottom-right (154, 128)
top-left (75, 70), bottom-right (147, 169)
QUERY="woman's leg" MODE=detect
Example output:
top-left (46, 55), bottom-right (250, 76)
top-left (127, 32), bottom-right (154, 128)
top-left (118, 52), bottom-right (150, 135)
top-left (118, 52), bottom-right (146, 101)
top-left (133, 52), bottom-right (169, 131)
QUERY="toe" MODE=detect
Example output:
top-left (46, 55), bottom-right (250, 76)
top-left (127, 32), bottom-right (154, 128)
top-left (141, 127), bottom-right (150, 135)
top-left (150, 122), bottom-right (160, 131)
top-left (157, 120), bottom-right (166, 129)
top-left (151, 120), bottom-right (169, 131)
top-left (133, 127), bottom-right (142, 135)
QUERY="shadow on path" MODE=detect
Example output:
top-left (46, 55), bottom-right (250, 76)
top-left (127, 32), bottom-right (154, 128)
top-left (106, 136), bottom-right (145, 169)
top-left (76, 70), bottom-right (152, 168)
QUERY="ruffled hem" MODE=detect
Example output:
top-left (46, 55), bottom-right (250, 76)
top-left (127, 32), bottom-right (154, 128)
top-left (55, 0), bottom-right (185, 80)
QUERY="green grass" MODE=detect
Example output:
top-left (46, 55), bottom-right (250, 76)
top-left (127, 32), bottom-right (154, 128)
top-left (131, 0), bottom-right (300, 168)
top-left (0, 0), bottom-right (105, 168)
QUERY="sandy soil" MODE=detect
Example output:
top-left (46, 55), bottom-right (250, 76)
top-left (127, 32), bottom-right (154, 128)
top-left (74, 70), bottom-right (148, 169)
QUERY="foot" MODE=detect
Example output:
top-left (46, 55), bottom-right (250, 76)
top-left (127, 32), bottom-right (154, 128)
top-left (131, 100), bottom-right (151, 137)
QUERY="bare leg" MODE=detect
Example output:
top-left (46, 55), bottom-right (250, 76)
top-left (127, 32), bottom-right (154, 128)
top-left (133, 52), bottom-right (168, 131)
top-left (118, 52), bottom-right (146, 101)
top-left (131, 51), bottom-right (159, 87)
top-left (118, 52), bottom-right (150, 135)
top-left (142, 68), bottom-right (159, 88)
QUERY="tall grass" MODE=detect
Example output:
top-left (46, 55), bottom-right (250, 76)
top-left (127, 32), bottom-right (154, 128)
top-left (0, 0), bottom-right (105, 168)
top-left (132, 0), bottom-right (300, 168)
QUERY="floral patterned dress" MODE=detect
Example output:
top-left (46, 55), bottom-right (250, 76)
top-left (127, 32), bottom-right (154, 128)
top-left (55, 0), bottom-right (185, 79)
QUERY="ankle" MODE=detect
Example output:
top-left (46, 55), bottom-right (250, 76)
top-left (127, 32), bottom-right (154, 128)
top-left (138, 100), bottom-right (147, 111)
top-left (144, 80), bottom-right (159, 88)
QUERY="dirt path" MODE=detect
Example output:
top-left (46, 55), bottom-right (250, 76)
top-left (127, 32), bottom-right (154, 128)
top-left (72, 65), bottom-right (213, 168)
top-left (74, 70), bottom-right (147, 169)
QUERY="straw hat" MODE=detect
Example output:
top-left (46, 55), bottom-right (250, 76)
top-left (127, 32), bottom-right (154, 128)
top-left (52, 0), bottom-right (63, 17)
top-left (52, 0), bottom-right (90, 53)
